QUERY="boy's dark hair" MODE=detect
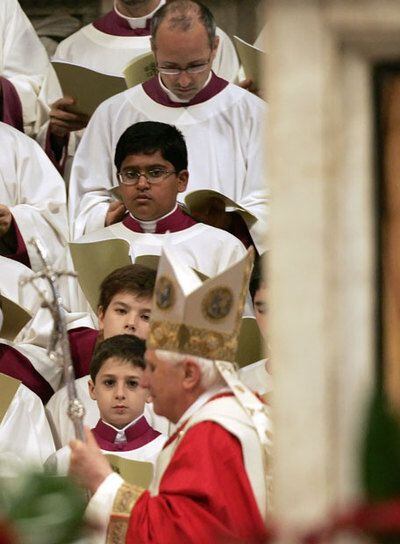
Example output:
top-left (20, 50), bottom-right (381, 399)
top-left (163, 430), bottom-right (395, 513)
top-left (98, 264), bottom-right (156, 312)
top-left (249, 253), bottom-right (267, 303)
top-left (151, 0), bottom-right (216, 49)
top-left (90, 334), bottom-right (146, 382)
top-left (114, 121), bottom-right (188, 173)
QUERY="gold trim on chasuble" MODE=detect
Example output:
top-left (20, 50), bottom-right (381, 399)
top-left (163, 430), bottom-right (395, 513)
top-left (106, 483), bottom-right (144, 544)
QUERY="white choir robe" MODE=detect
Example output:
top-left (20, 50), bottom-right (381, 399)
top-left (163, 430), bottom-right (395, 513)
top-left (0, 0), bottom-right (52, 136)
top-left (68, 75), bottom-right (268, 252)
top-left (78, 219), bottom-right (246, 277)
top-left (0, 123), bottom-right (68, 271)
top-left (46, 375), bottom-right (170, 449)
top-left (0, 383), bottom-right (55, 475)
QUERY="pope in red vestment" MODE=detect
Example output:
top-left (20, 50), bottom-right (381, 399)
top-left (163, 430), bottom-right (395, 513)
top-left (69, 248), bottom-right (272, 544)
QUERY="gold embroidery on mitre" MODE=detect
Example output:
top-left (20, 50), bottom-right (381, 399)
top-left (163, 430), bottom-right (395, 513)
top-left (106, 483), bottom-right (144, 544)
top-left (148, 321), bottom-right (239, 361)
top-left (155, 275), bottom-right (175, 310)
top-left (201, 286), bottom-right (233, 321)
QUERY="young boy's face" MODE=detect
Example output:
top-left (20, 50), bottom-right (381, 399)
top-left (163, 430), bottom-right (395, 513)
top-left (88, 357), bottom-right (149, 429)
top-left (98, 292), bottom-right (151, 340)
top-left (118, 151), bottom-right (188, 221)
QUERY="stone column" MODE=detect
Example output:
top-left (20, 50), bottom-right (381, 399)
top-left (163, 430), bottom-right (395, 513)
top-left (266, 0), bottom-right (378, 537)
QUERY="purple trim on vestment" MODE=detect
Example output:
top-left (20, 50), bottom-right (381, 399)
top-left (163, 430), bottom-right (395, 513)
top-left (229, 212), bottom-right (255, 251)
top-left (2, 216), bottom-right (31, 269)
top-left (122, 205), bottom-right (197, 233)
top-left (0, 343), bottom-right (54, 404)
top-left (142, 72), bottom-right (229, 108)
top-left (0, 76), bottom-right (24, 133)
top-left (92, 9), bottom-right (152, 37)
top-left (92, 416), bottom-right (160, 451)
top-left (68, 327), bottom-right (99, 378)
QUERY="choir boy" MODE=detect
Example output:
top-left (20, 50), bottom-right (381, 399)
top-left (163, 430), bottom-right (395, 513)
top-left (46, 335), bottom-right (165, 474)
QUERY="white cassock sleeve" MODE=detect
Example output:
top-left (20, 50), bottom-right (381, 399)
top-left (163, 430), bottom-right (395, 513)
top-left (0, 0), bottom-right (51, 136)
top-left (85, 472), bottom-right (124, 544)
top-left (0, 122), bottom-right (68, 270)
top-left (0, 383), bottom-right (55, 473)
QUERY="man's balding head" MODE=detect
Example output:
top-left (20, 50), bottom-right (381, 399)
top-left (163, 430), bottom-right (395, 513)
top-left (151, 0), bottom-right (216, 49)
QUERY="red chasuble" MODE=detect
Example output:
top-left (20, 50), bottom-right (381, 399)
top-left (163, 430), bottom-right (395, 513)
top-left (118, 421), bottom-right (267, 544)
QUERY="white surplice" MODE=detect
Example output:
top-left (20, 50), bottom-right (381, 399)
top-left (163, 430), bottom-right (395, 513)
top-left (78, 221), bottom-right (247, 277)
top-left (0, 383), bottom-right (55, 474)
top-left (68, 80), bottom-right (268, 252)
top-left (0, 122), bottom-right (68, 270)
top-left (0, 0), bottom-right (52, 136)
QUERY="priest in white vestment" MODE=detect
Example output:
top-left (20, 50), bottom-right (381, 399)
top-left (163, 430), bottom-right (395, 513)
top-left (0, 122), bottom-right (68, 271)
top-left (68, 0), bottom-right (268, 252)
top-left (0, 0), bottom-right (51, 136)
top-left (40, 0), bottom-right (239, 174)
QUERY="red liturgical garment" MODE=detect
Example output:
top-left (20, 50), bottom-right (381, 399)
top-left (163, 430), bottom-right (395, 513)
top-left (111, 421), bottom-right (267, 544)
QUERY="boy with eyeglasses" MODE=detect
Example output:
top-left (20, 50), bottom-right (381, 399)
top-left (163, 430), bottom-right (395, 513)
top-left (71, 121), bottom-right (246, 284)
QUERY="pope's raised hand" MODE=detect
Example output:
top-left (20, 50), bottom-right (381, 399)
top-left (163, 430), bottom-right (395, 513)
top-left (69, 427), bottom-right (113, 494)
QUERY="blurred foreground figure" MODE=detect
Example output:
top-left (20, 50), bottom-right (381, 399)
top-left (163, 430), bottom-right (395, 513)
top-left (70, 247), bottom-right (272, 544)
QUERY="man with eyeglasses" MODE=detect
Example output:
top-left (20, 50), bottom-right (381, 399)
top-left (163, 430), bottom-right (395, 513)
top-left (68, 0), bottom-right (267, 254)
top-left (71, 121), bottom-right (246, 285)
top-left (40, 0), bottom-right (239, 173)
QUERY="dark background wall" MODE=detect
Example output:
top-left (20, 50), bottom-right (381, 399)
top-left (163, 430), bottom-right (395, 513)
top-left (20, 0), bottom-right (266, 46)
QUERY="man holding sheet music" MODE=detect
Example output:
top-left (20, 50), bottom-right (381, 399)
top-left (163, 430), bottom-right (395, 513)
top-left (44, 0), bottom-right (239, 168)
top-left (68, 0), bottom-right (268, 253)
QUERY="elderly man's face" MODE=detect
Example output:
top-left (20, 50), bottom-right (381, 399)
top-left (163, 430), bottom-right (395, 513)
top-left (141, 349), bottom-right (186, 423)
top-left (152, 20), bottom-right (218, 101)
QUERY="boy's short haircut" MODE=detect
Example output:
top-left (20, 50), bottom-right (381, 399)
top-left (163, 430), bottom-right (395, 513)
top-left (114, 121), bottom-right (188, 173)
top-left (249, 253), bottom-right (267, 303)
top-left (98, 264), bottom-right (156, 312)
top-left (90, 334), bottom-right (146, 382)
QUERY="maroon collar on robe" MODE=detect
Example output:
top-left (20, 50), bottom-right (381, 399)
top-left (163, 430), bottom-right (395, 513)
top-left (164, 392), bottom-right (235, 449)
top-left (92, 416), bottom-right (160, 452)
top-left (122, 205), bottom-right (197, 234)
top-left (68, 327), bottom-right (99, 378)
top-left (0, 76), bottom-right (24, 133)
top-left (142, 71), bottom-right (229, 108)
top-left (92, 9), bottom-right (152, 37)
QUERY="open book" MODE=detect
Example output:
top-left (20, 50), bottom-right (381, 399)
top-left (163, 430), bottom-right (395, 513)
top-left (105, 455), bottom-right (154, 488)
top-left (233, 35), bottom-right (265, 90)
top-left (0, 374), bottom-right (21, 423)
top-left (123, 51), bottom-right (157, 88)
top-left (52, 60), bottom-right (127, 116)
top-left (182, 189), bottom-right (257, 222)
